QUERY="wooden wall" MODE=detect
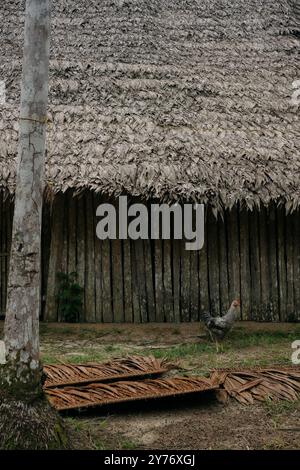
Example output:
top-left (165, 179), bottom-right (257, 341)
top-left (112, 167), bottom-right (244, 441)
top-left (1, 191), bottom-right (300, 322)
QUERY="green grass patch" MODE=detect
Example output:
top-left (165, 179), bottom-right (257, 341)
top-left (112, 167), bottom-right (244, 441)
top-left (228, 328), bottom-right (300, 347)
top-left (264, 398), bottom-right (300, 417)
top-left (40, 325), bottom-right (299, 375)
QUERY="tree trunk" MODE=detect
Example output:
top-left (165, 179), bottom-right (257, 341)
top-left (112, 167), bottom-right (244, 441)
top-left (3, 0), bottom-right (50, 392)
top-left (0, 0), bottom-right (68, 449)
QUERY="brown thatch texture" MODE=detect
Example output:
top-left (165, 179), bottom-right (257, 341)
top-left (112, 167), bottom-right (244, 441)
top-left (211, 366), bottom-right (300, 404)
top-left (46, 376), bottom-right (217, 411)
top-left (0, 0), bottom-right (299, 210)
top-left (43, 355), bottom-right (173, 388)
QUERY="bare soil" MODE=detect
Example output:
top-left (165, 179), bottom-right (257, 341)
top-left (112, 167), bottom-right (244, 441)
top-left (100, 400), bottom-right (300, 450)
top-left (67, 395), bottom-right (300, 450)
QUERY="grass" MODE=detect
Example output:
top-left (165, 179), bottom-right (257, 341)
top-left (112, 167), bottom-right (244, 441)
top-left (39, 325), bottom-right (299, 390)
top-left (40, 325), bottom-right (300, 371)
top-left (42, 351), bottom-right (111, 364)
top-left (229, 327), bottom-right (300, 345)
top-left (264, 398), bottom-right (300, 417)
top-left (130, 329), bottom-right (300, 374)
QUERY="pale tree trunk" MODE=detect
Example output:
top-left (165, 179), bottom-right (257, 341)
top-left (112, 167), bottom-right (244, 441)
top-left (0, 0), bottom-right (67, 450)
top-left (3, 0), bottom-right (50, 392)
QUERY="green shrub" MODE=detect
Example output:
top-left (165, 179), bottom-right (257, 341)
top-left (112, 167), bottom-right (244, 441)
top-left (56, 272), bottom-right (83, 323)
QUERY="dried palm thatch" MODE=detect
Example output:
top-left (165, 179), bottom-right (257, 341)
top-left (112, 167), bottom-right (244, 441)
top-left (211, 366), bottom-right (300, 405)
top-left (46, 376), bottom-right (217, 411)
top-left (0, 1), bottom-right (299, 212)
top-left (43, 355), bottom-right (173, 388)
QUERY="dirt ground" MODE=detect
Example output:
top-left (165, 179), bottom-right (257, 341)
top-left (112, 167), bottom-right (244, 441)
top-left (75, 399), bottom-right (300, 450)
top-left (1, 321), bottom-right (300, 449)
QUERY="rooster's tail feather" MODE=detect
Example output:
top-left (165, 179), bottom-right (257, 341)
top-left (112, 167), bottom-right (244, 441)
top-left (200, 312), bottom-right (213, 327)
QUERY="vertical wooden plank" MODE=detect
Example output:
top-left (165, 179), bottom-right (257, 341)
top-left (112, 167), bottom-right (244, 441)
top-left (207, 209), bottom-right (220, 317)
top-left (111, 238), bottom-right (124, 323)
top-left (58, 196), bottom-right (68, 323)
top-left (76, 194), bottom-right (86, 322)
top-left (144, 239), bottom-right (156, 322)
top-left (259, 207), bottom-right (271, 321)
top-left (85, 192), bottom-right (96, 322)
top-left (44, 194), bottom-right (65, 321)
top-left (173, 239), bottom-right (181, 323)
top-left (293, 210), bottom-right (300, 321)
top-left (102, 237), bottom-right (113, 322)
top-left (163, 239), bottom-right (174, 322)
top-left (249, 210), bottom-right (261, 320)
top-left (131, 239), bottom-right (141, 323)
top-left (199, 212), bottom-right (210, 317)
top-left (154, 239), bottom-right (164, 322)
top-left (123, 239), bottom-right (133, 322)
top-left (135, 239), bottom-right (148, 323)
top-left (110, 199), bottom-right (124, 323)
top-left (239, 209), bottom-right (251, 320)
top-left (180, 241), bottom-right (191, 321)
top-left (227, 208), bottom-right (241, 314)
top-left (61, 197), bottom-right (68, 274)
top-left (41, 201), bottom-right (51, 319)
top-left (277, 207), bottom-right (287, 321)
top-left (268, 205), bottom-right (279, 321)
top-left (190, 248), bottom-right (199, 321)
top-left (67, 191), bottom-right (77, 275)
top-left (218, 213), bottom-right (230, 316)
top-left (94, 193), bottom-right (103, 322)
top-left (286, 212), bottom-right (295, 319)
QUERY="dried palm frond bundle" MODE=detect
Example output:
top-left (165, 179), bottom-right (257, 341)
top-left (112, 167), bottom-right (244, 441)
top-left (43, 355), bottom-right (174, 389)
top-left (210, 366), bottom-right (300, 405)
top-left (46, 376), bottom-right (217, 411)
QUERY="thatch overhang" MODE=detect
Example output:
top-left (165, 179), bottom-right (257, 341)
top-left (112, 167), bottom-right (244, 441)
top-left (0, 0), bottom-right (299, 212)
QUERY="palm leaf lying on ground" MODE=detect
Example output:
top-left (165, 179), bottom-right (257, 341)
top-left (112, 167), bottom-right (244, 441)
top-left (46, 376), bottom-right (218, 411)
top-left (43, 355), bottom-right (176, 388)
top-left (211, 366), bottom-right (300, 404)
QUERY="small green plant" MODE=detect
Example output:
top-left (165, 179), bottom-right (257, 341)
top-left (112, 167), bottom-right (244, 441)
top-left (56, 272), bottom-right (83, 323)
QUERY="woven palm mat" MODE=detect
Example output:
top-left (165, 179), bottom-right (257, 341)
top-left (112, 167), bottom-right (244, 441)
top-left (210, 366), bottom-right (300, 405)
top-left (43, 355), bottom-right (173, 388)
top-left (46, 376), bottom-right (218, 411)
top-left (44, 359), bottom-right (300, 411)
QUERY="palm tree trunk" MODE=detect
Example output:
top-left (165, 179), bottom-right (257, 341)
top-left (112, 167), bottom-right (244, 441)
top-left (3, 0), bottom-right (50, 395)
top-left (0, 0), bottom-right (68, 450)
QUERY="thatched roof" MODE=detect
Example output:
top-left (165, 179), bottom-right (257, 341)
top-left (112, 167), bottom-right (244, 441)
top-left (0, 0), bottom-right (299, 211)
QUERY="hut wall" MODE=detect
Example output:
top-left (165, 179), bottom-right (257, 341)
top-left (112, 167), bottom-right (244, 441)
top-left (0, 192), bottom-right (300, 322)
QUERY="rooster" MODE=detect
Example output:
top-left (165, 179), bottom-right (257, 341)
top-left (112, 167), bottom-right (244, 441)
top-left (201, 299), bottom-right (240, 352)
